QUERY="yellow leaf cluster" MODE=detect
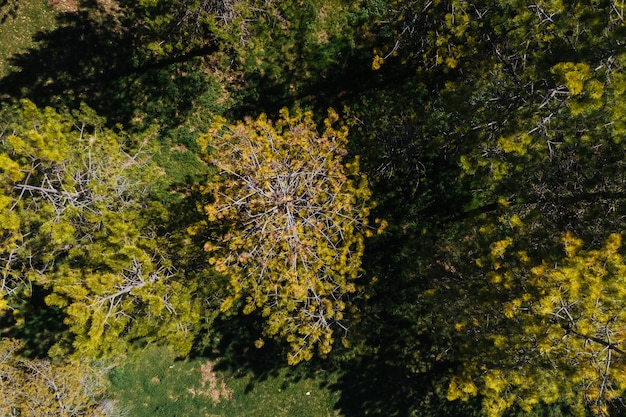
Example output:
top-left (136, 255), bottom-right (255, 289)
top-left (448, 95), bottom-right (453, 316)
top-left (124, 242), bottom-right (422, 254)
top-left (454, 229), bottom-right (626, 416)
top-left (523, 233), bottom-right (626, 413)
top-left (490, 237), bottom-right (513, 259)
top-left (447, 376), bottom-right (478, 401)
top-left (551, 62), bottom-right (592, 96)
top-left (200, 107), bottom-right (377, 363)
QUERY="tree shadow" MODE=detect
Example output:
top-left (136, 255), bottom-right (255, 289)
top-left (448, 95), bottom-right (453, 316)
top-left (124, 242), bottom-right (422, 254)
top-left (0, 285), bottom-right (68, 359)
top-left (328, 343), bottom-right (581, 417)
top-left (190, 306), bottom-right (345, 398)
top-left (0, 1), bottom-right (215, 131)
top-left (190, 313), bottom-right (288, 391)
top-left (328, 353), bottom-right (484, 417)
top-left (0, 0), bottom-right (19, 24)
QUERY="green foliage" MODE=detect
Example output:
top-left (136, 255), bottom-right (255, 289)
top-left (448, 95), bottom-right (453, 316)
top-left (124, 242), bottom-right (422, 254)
top-left (344, 1), bottom-right (626, 416)
top-left (444, 231), bottom-right (626, 417)
top-left (0, 100), bottom-right (201, 358)
top-left (6, 0), bottom-right (626, 415)
top-left (0, 0), bottom-right (222, 133)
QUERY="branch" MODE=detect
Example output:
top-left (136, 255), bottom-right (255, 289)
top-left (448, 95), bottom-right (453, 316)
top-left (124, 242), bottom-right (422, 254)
top-left (566, 325), bottom-right (625, 355)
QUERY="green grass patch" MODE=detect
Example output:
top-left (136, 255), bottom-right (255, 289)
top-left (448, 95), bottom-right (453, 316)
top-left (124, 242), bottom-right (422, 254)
top-left (109, 346), bottom-right (342, 417)
top-left (0, 0), bottom-right (57, 77)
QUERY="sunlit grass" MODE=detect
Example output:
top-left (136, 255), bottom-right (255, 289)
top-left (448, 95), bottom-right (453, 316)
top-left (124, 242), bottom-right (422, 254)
top-left (0, 0), bottom-right (57, 77)
top-left (109, 346), bottom-right (343, 417)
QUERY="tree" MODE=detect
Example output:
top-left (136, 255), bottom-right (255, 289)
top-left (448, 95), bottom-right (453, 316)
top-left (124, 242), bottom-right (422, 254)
top-left (446, 232), bottom-right (626, 417)
top-left (526, 233), bottom-right (626, 416)
top-left (0, 100), bottom-right (200, 358)
top-left (340, 1), bottom-right (626, 415)
top-left (0, 338), bottom-right (113, 416)
top-left (148, 0), bottom-right (376, 115)
top-left (198, 108), bottom-right (381, 364)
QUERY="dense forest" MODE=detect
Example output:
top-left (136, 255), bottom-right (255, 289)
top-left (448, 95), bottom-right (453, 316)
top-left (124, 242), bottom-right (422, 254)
top-left (2, 0), bottom-right (626, 415)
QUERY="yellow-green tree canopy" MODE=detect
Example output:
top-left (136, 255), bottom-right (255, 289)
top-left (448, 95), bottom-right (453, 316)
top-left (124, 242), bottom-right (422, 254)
top-left (199, 108), bottom-right (381, 364)
top-left (0, 100), bottom-right (200, 358)
top-left (447, 232), bottom-right (626, 417)
top-left (0, 338), bottom-right (112, 416)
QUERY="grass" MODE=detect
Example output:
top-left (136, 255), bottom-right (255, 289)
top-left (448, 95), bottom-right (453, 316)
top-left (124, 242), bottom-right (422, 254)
top-left (109, 346), bottom-right (343, 417)
top-left (0, 0), bottom-right (57, 77)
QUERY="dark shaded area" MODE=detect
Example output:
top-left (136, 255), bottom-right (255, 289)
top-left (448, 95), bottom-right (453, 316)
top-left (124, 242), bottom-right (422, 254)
top-left (329, 354), bottom-right (483, 417)
top-left (0, 285), bottom-right (68, 359)
top-left (329, 337), bottom-right (591, 417)
top-left (192, 313), bottom-right (286, 385)
top-left (609, 402), bottom-right (626, 417)
top-left (229, 52), bottom-right (415, 126)
top-left (191, 308), bottom-right (342, 395)
top-left (0, 6), bottom-right (216, 132)
top-left (0, 0), bottom-right (402, 140)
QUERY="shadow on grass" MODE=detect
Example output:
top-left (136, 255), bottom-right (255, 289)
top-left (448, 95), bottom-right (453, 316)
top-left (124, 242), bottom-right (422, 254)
top-left (0, 0), bottom-right (19, 23)
top-left (192, 313), bottom-right (285, 388)
top-left (191, 310), bottom-right (345, 400)
top-left (328, 357), bottom-right (471, 417)
top-left (328, 351), bottom-right (583, 417)
top-left (0, 1), bottom-right (215, 131)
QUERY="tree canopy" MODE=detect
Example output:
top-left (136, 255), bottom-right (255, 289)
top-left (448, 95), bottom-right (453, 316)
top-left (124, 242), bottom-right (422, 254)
top-left (198, 108), bottom-right (380, 364)
top-left (0, 100), bottom-right (200, 358)
top-left (3, 0), bottom-right (626, 415)
top-left (0, 337), bottom-right (112, 416)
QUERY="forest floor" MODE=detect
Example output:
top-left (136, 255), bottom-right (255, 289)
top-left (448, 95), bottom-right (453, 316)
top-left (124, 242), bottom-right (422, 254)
top-left (109, 346), bottom-right (342, 417)
top-left (0, 0), bottom-right (56, 76)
